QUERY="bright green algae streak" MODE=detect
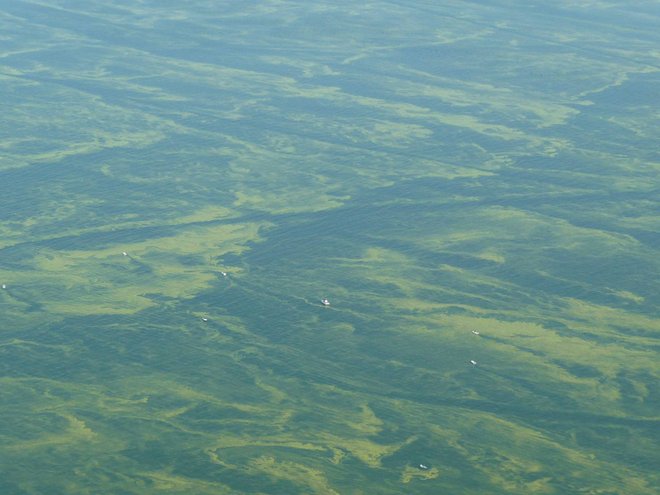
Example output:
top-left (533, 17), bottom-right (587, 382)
top-left (1, 1), bottom-right (659, 494)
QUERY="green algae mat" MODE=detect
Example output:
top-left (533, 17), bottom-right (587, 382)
top-left (1, 1), bottom-right (658, 494)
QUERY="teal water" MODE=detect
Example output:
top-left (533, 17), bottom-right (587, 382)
top-left (1, 1), bottom-right (659, 494)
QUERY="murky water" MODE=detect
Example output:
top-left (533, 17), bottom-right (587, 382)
top-left (1, 1), bottom-right (658, 493)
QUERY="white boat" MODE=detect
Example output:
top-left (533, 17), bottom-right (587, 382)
top-left (1, 284), bottom-right (5, 289)
top-left (419, 464), bottom-right (429, 470)
top-left (471, 330), bottom-right (480, 335)
top-left (470, 360), bottom-right (477, 366)
top-left (321, 298), bottom-right (330, 306)
top-left (202, 317), bottom-right (208, 322)
top-left (122, 252), bottom-right (128, 256)
top-left (220, 271), bottom-right (227, 277)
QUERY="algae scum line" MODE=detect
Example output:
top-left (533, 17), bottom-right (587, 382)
top-left (1, 1), bottom-right (659, 494)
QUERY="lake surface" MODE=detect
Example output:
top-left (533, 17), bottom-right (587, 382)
top-left (1, 1), bottom-right (658, 494)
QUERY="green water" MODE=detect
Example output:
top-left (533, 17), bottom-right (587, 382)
top-left (1, 1), bottom-right (658, 493)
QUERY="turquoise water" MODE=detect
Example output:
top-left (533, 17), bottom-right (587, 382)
top-left (1, 1), bottom-right (658, 493)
